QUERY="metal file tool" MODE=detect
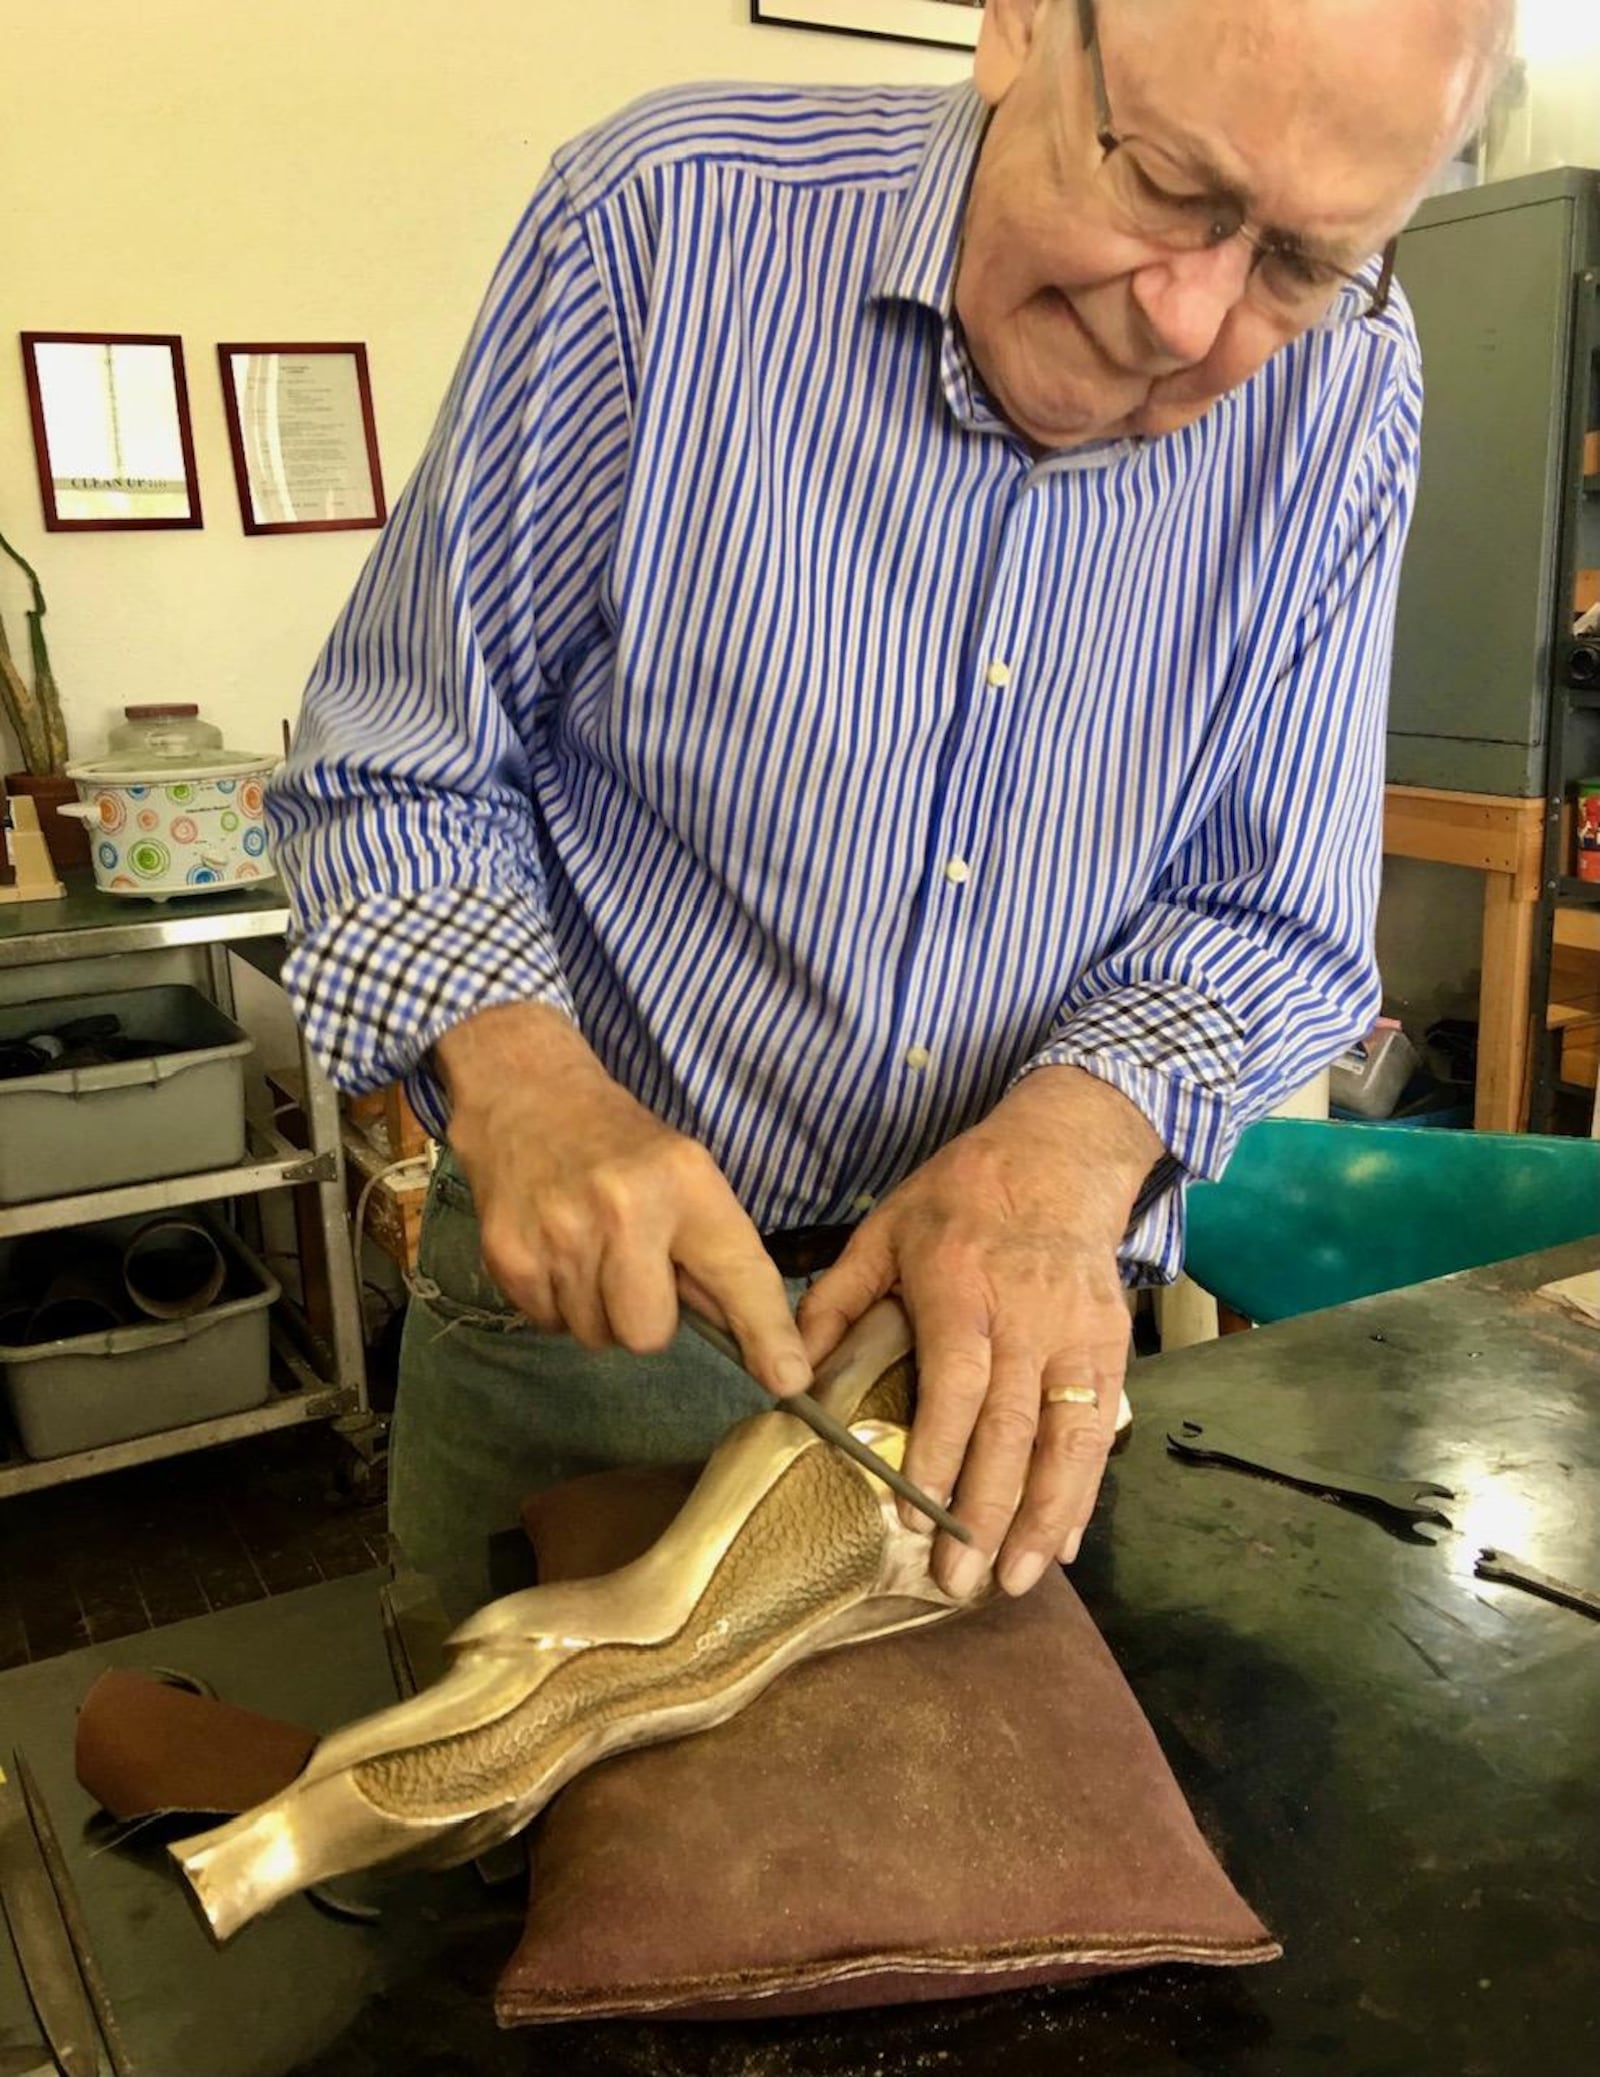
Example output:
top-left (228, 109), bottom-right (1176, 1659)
top-left (683, 1307), bottom-right (974, 1546)
top-left (11, 1754), bottom-right (128, 2077)
top-left (0, 1754), bottom-right (104, 2077)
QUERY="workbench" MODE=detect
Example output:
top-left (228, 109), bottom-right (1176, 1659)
top-left (1381, 782), bottom-right (1546, 1133)
top-left (2, 1240), bottom-right (1596, 2075)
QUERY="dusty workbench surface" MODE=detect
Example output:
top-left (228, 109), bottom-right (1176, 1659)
top-left (2, 1239), bottom-right (1596, 2075)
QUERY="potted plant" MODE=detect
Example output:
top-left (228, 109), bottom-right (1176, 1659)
top-left (0, 526), bottom-right (88, 871)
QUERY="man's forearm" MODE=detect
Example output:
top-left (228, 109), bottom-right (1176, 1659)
top-left (433, 1000), bottom-right (590, 1114)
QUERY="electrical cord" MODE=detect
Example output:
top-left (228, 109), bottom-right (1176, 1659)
top-left (352, 1153), bottom-right (432, 1305)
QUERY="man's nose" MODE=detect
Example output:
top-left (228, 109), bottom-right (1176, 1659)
top-left (1129, 240), bottom-right (1254, 366)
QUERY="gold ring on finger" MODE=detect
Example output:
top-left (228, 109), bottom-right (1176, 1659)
top-left (1044, 1384), bottom-right (1099, 1408)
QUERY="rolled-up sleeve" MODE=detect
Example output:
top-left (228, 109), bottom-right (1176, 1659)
top-left (1022, 340), bottom-right (1423, 1281)
top-left (265, 166), bottom-right (629, 1133)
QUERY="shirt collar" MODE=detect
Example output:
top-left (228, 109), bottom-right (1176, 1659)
top-left (867, 81), bottom-right (991, 320)
top-left (863, 86), bottom-right (1134, 459)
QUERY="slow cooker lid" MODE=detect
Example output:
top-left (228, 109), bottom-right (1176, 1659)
top-left (68, 753), bottom-right (275, 783)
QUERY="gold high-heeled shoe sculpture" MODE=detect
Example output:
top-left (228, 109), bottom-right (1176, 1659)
top-left (176, 1301), bottom-right (979, 1940)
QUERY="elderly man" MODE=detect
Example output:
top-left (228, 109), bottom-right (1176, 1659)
top-left (269, 0), bottom-right (1507, 1618)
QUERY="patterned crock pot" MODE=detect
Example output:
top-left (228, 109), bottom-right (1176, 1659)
top-left (61, 757), bottom-right (276, 899)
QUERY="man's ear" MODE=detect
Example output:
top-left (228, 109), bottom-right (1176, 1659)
top-left (973, 0), bottom-right (1051, 107)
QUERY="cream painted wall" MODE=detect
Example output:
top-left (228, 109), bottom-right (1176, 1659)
top-left (0, 0), bottom-right (963, 772)
top-left (1484, 0), bottom-right (1600, 180)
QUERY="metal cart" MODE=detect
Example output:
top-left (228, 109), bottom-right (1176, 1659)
top-left (0, 875), bottom-right (374, 1499)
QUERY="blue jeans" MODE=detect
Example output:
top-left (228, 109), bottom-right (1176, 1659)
top-left (389, 1153), bottom-right (774, 1619)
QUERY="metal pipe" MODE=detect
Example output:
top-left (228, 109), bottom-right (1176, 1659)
top-left (121, 1218), bottom-right (226, 1321)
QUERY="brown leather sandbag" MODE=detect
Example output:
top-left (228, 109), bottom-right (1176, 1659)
top-left (499, 1466), bottom-right (1278, 2024)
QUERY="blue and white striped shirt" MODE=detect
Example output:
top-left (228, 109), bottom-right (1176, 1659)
top-left (268, 80), bottom-right (1421, 1282)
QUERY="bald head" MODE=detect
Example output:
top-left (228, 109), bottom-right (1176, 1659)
top-left (1074, 0), bottom-right (1513, 164)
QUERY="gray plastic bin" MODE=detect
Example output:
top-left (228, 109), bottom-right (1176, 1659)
top-left (0, 985), bottom-right (253, 1205)
top-left (0, 1215), bottom-right (279, 1459)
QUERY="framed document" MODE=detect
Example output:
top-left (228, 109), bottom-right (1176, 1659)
top-left (217, 342), bottom-right (387, 536)
top-left (751, 0), bottom-right (982, 48)
top-left (21, 332), bottom-right (203, 531)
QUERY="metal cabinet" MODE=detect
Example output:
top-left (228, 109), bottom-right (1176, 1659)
top-left (1391, 168), bottom-right (1600, 1125)
top-left (0, 879), bottom-right (375, 1498)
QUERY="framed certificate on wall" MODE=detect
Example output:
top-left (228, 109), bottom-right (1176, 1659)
top-left (752, 1), bottom-right (982, 48)
top-left (22, 332), bottom-right (203, 531)
top-left (217, 342), bottom-right (387, 536)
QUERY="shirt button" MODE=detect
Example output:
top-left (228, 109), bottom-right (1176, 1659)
top-left (904, 1044), bottom-right (931, 1072)
top-left (850, 1192), bottom-right (876, 1214)
top-left (943, 857), bottom-right (970, 886)
top-left (985, 659), bottom-right (1011, 689)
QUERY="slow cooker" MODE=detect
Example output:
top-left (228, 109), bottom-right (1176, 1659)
top-left (60, 754), bottom-right (276, 899)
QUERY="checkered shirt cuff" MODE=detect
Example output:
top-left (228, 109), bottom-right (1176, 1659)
top-left (281, 885), bottom-right (575, 1136)
top-left (1019, 979), bottom-right (1246, 1285)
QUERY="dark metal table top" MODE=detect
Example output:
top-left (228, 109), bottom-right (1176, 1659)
top-left (2, 1241), bottom-right (1597, 2076)
top-left (0, 869), bottom-right (287, 969)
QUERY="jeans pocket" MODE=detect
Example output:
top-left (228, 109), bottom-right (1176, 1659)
top-left (413, 1154), bottom-right (523, 1326)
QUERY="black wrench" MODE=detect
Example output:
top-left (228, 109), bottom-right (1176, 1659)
top-left (1166, 1418), bottom-right (1455, 1534)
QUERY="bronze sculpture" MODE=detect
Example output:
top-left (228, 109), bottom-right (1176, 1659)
top-left (176, 1300), bottom-right (981, 1940)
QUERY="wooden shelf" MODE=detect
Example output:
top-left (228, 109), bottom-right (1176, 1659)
top-left (1550, 891), bottom-right (1600, 1086)
top-left (1382, 785), bottom-right (1543, 889)
top-left (1554, 905), bottom-right (1600, 953)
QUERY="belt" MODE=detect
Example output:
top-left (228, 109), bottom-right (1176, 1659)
top-left (761, 1224), bottom-right (855, 1279)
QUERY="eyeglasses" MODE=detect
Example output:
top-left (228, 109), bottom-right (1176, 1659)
top-left (1074, 0), bottom-right (1398, 321)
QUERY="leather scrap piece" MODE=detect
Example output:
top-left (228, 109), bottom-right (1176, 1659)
top-left (501, 1466), bottom-right (1279, 2023)
top-left (75, 1668), bottom-right (316, 1822)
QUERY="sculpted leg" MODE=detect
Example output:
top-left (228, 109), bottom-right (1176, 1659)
top-left (176, 1302), bottom-right (977, 1939)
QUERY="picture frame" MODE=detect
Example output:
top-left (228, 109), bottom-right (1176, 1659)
top-left (21, 332), bottom-right (203, 532)
top-left (216, 341), bottom-right (387, 536)
top-left (751, 1), bottom-right (982, 52)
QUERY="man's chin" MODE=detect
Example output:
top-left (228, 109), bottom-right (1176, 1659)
top-left (993, 363), bottom-right (1152, 451)
top-left (994, 353), bottom-right (1222, 450)
top-left (1005, 377), bottom-right (1220, 449)
top-left (1008, 394), bottom-right (1146, 451)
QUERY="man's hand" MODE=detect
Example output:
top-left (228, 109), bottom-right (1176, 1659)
top-left (798, 1066), bottom-right (1161, 1601)
top-left (433, 1003), bottom-right (812, 1399)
